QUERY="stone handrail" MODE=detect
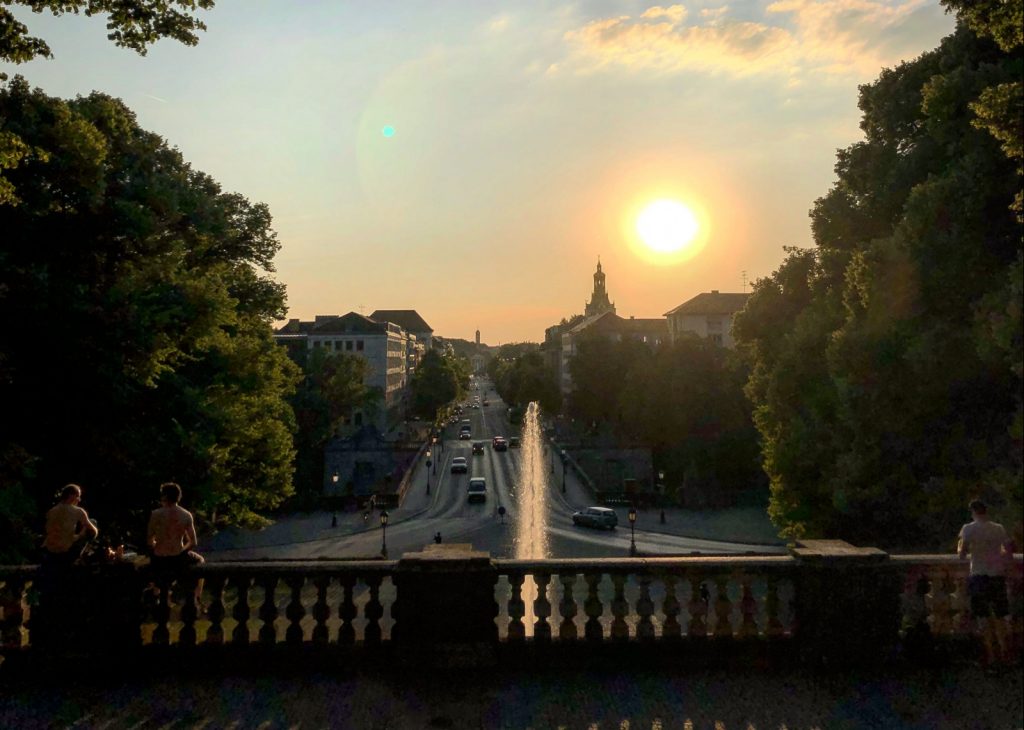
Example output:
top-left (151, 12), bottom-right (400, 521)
top-left (1, 546), bottom-right (1021, 669)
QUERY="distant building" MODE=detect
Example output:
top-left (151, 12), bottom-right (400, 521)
top-left (274, 312), bottom-right (412, 428)
top-left (368, 310), bottom-right (434, 352)
top-left (584, 259), bottom-right (616, 317)
top-left (475, 329), bottom-right (480, 346)
top-left (663, 291), bottom-right (750, 348)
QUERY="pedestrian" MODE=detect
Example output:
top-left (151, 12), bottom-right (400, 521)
top-left (434, 532), bottom-right (442, 544)
top-left (957, 498), bottom-right (1014, 669)
top-left (147, 482), bottom-right (205, 604)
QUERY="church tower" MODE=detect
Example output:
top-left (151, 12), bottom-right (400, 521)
top-left (585, 259), bottom-right (615, 317)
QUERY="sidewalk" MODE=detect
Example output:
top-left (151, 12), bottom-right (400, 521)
top-left (202, 452), bottom-right (437, 556)
top-left (547, 442), bottom-right (784, 547)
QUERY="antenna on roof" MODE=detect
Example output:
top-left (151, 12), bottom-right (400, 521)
top-left (741, 271), bottom-right (748, 293)
top-left (358, 303), bottom-right (366, 315)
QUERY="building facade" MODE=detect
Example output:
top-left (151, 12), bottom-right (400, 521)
top-left (663, 291), bottom-right (750, 348)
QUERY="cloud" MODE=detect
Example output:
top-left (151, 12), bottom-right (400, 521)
top-left (559, 0), bottom-right (949, 81)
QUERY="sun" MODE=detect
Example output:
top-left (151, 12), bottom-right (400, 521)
top-left (636, 199), bottom-right (700, 253)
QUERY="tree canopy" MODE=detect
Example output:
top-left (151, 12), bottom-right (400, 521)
top-left (0, 78), bottom-right (297, 560)
top-left (734, 4), bottom-right (1023, 548)
top-left (410, 349), bottom-right (467, 422)
top-left (489, 350), bottom-right (560, 416)
top-left (1, 0), bottom-right (215, 204)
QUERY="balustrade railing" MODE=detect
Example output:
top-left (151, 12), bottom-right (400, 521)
top-left (1, 547), bottom-right (1020, 668)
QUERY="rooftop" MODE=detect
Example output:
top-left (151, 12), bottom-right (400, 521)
top-left (664, 292), bottom-right (751, 317)
top-left (369, 309), bottom-right (434, 334)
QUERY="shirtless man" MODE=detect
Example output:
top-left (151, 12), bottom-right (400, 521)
top-left (42, 484), bottom-right (98, 566)
top-left (147, 483), bottom-right (204, 602)
top-left (958, 499), bottom-right (1014, 668)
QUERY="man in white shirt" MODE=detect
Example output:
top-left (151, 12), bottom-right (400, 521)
top-left (957, 499), bottom-right (1013, 667)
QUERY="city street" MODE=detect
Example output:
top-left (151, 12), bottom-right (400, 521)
top-left (204, 378), bottom-right (785, 562)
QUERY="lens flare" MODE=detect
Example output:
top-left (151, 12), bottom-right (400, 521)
top-left (382, 125), bottom-right (396, 138)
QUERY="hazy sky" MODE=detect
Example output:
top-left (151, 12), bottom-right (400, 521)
top-left (3, 1), bottom-right (955, 343)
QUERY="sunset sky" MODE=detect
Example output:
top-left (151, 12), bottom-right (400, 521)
top-left (3, 1), bottom-right (955, 343)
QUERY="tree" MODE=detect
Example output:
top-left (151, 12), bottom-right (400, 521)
top-left (735, 5), bottom-right (1023, 548)
top-left (410, 349), bottom-right (466, 422)
top-left (0, 79), bottom-right (297, 560)
top-left (287, 347), bottom-right (379, 507)
top-left (490, 350), bottom-right (560, 415)
top-left (1, 0), bottom-right (216, 205)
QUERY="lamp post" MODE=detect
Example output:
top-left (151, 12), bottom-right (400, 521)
top-left (380, 510), bottom-right (389, 558)
top-left (658, 470), bottom-right (666, 524)
top-left (331, 472), bottom-right (339, 527)
top-left (425, 450), bottom-right (432, 495)
top-left (432, 437), bottom-right (438, 474)
top-left (560, 449), bottom-right (568, 494)
top-left (628, 505), bottom-right (637, 556)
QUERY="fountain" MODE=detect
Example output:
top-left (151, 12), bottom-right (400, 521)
top-left (511, 401), bottom-right (549, 635)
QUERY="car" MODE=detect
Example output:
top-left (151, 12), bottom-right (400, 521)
top-left (509, 436), bottom-right (521, 449)
top-left (472, 441), bottom-right (485, 455)
top-left (458, 430), bottom-right (471, 440)
top-left (492, 436), bottom-right (508, 452)
top-left (572, 506), bottom-right (618, 530)
top-left (451, 457), bottom-right (468, 474)
top-left (482, 399), bottom-right (489, 407)
top-left (467, 477), bottom-right (487, 503)
top-left (470, 403), bottom-right (479, 409)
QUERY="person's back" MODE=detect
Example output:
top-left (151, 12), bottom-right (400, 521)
top-left (42, 484), bottom-right (97, 558)
top-left (960, 518), bottom-right (1009, 577)
top-left (148, 503), bottom-right (195, 557)
top-left (957, 498), bottom-right (1012, 669)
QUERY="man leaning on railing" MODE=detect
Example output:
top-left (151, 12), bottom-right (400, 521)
top-left (957, 498), bottom-right (1015, 671)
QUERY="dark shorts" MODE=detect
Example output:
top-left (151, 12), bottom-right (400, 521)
top-left (150, 551), bottom-right (204, 572)
top-left (968, 575), bottom-right (1008, 618)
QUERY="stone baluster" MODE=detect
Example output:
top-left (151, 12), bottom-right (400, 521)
top-left (507, 573), bottom-right (526, 642)
top-left (363, 574), bottom-right (384, 645)
top-left (258, 575), bottom-right (279, 646)
top-left (687, 574), bottom-right (708, 638)
top-left (178, 575), bottom-right (199, 647)
top-left (737, 572), bottom-right (758, 639)
top-left (204, 575), bottom-right (227, 645)
top-left (285, 576), bottom-right (306, 645)
top-left (927, 567), bottom-right (953, 636)
top-left (533, 572), bottom-right (552, 643)
top-left (558, 573), bottom-right (578, 641)
top-left (950, 570), bottom-right (971, 635)
top-left (712, 573), bottom-right (733, 638)
top-left (764, 575), bottom-right (784, 638)
top-left (583, 572), bottom-right (604, 641)
top-left (311, 575), bottom-right (331, 646)
top-left (152, 575), bottom-right (173, 646)
top-left (636, 574), bottom-right (655, 641)
top-left (231, 576), bottom-right (252, 645)
top-left (610, 573), bottom-right (629, 641)
top-left (338, 575), bottom-right (357, 645)
top-left (661, 573), bottom-right (682, 640)
top-left (0, 575), bottom-right (28, 649)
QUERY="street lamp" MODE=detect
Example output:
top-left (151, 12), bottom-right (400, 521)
top-left (628, 505), bottom-right (637, 556)
top-left (560, 449), bottom-right (568, 494)
top-left (425, 450), bottom-right (432, 495)
top-left (432, 437), bottom-right (438, 474)
top-left (380, 510), bottom-right (389, 558)
top-left (658, 470), bottom-right (666, 524)
top-left (331, 472), bottom-right (339, 527)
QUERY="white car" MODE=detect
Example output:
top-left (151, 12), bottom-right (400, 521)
top-left (451, 457), bottom-right (468, 474)
top-left (572, 506), bottom-right (618, 530)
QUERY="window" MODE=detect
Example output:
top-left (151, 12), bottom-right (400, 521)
top-left (710, 333), bottom-right (723, 346)
top-left (313, 340), bottom-right (321, 348)
top-left (346, 341), bottom-right (353, 351)
top-left (356, 340), bottom-right (364, 351)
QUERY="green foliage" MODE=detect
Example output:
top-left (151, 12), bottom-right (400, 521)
top-left (0, 78), bottom-right (298, 559)
top-left (1, 1), bottom-right (215, 203)
top-left (286, 347), bottom-right (378, 506)
top-left (410, 349), bottom-right (466, 422)
top-left (735, 9), bottom-right (1024, 548)
top-left (566, 335), bottom-right (765, 506)
top-left (490, 350), bottom-right (560, 415)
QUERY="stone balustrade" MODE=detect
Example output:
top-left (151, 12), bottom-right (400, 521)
top-left (1, 543), bottom-right (1021, 669)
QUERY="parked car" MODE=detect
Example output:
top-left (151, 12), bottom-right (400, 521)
top-left (492, 436), bottom-right (508, 452)
top-left (508, 436), bottom-right (521, 448)
top-left (467, 477), bottom-right (487, 503)
top-left (451, 457), bottom-right (468, 474)
top-left (472, 441), bottom-right (485, 455)
top-left (572, 506), bottom-right (618, 530)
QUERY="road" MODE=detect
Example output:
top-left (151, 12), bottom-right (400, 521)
top-left (208, 376), bottom-right (784, 561)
